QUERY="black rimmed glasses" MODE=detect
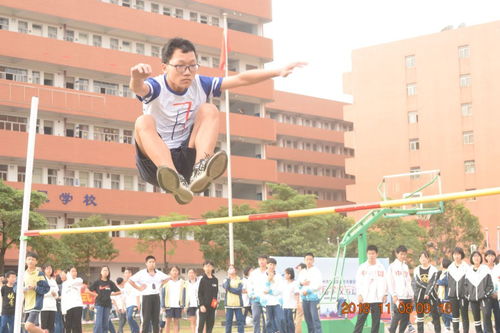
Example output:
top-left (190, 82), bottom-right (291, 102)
top-left (168, 64), bottom-right (200, 73)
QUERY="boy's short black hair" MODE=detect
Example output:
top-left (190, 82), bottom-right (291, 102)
top-left (296, 263), bottom-right (307, 270)
top-left (452, 247), bottom-right (465, 259)
top-left (161, 38), bottom-right (197, 64)
top-left (367, 245), bottom-right (378, 253)
top-left (268, 258), bottom-right (277, 265)
top-left (258, 255), bottom-right (268, 260)
top-left (26, 251), bottom-right (38, 260)
top-left (145, 255), bottom-right (156, 262)
top-left (441, 258), bottom-right (452, 269)
top-left (116, 277), bottom-right (124, 285)
top-left (5, 271), bottom-right (16, 279)
top-left (304, 252), bottom-right (314, 258)
top-left (285, 267), bottom-right (295, 280)
top-left (485, 249), bottom-right (497, 260)
top-left (395, 245), bottom-right (408, 254)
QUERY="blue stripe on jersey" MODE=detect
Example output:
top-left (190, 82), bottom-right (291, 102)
top-left (137, 77), bottom-right (161, 104)
top-left (199, 75), bottom-right (224, 98)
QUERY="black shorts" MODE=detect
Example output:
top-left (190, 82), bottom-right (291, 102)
top-left (135, 134), bottom-right (196, 185)
top-left (165, 307), bottom-right (183, 319)
top-left (187, 307), bottom-right (197, 317)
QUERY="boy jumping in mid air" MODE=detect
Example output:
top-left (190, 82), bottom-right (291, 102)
top-left (130, 37), bottom-right (305, 204)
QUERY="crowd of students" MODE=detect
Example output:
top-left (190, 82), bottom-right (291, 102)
top-left (354, 244), bottom-right (500, 333)
top-left (0, 252), bottom-right (323, 333)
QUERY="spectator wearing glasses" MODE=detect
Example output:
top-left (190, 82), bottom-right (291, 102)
top-left (128, 255), bottom-right (169, 333)
top-left (130, 37), bottom-right (305, 204)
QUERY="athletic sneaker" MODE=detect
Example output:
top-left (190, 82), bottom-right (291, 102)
top-left (156, 166), bottom-right (193, 205)
top-left (189, 150), bottom-right (228, 193)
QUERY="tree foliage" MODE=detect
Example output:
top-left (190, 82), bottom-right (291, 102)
top-left (60, 215), bottom-right (118, 281)
top-left (132, 213), bottom-right (188, 271)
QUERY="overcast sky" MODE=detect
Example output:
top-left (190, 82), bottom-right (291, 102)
top-left (264, 0), bottom-right (500, 102)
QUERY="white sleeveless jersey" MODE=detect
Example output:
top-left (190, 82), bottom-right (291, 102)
top-left (137, 74), bottom-right (223, 149)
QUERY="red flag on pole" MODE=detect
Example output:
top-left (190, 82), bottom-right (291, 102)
top-left (218, 30), bottom-right (230, 71)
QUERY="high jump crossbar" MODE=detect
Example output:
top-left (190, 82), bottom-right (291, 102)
top-left (24, 186), bottom-right (500, 237)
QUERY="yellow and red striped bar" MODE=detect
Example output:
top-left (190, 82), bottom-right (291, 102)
top-left (24, 187), bottom-right (500, 237)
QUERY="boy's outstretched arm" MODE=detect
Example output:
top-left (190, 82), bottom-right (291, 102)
top-left (220, 62), bottom-right (306, 90)
top-left (130, 63), bottom-right (152, 97)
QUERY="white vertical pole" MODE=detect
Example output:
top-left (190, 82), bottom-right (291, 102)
top-left (14, 96), bottom-right (39, 332)
top-left (223, 12), bottom-right (234, 265)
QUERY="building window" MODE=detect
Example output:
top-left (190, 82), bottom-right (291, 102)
top-left (463, 131), bottom-right (474, 144)
top-left (93, 35), bottom-right (102, 47)
top-left (111, 221), bottom-right (121, 237)
top-left (111, 174), bottom-right (120, 189)
top-left (0, 115), bottom-right (27, 132)
top-left (200, 15), bottom-right (208, 24)
top-left (48, 26), bottom-right (57, 39)
top-left (465, 188), bottom-right (477, 201)
top-left (122, 41), bottom-right (131, 52)
top-left (76, 78), bottom-right (89, 91)
top-left (110, 38), bottom-right (119, 50)
top-left (405, 55), bottom-right (416, 68)
top-left (464, 160), bottom-right (476, 174)
top-left (460, 74), bottom-right (471, 88)
top-left (123, 129), bottom-right (133, 144)
top-left (65, 218), bottom-right (75, 228)
top-left (151, 45), bottom-right (160, 57)
top-left (410, 167), bottom-right (421, 179)
top-left (43, 73), bottom-right (54, 86)
top-left (124, 175), bottom-right (134, 191)
top-left (135, 0), bottom-right (144, 10)
top-left (42, 120), bottom-right (54, 135)
top-left (162, 6), bottom-right (171, 16)
top-left (78, 32), bottom-right (88, 44)
top-left (18, 21), bottom-right (28, 34)
top-left (0, 17), bottom-right (9, 30)
top-left (408, 111), bottom-right (418, 124)
top-left (46, 217), bottom-right (58, 229)
top-left (17, 166), bottom-right (26, 182)
top-left (77, 124), bottom-right (89, 139)
top-left (64, 29), bottom-right (74, 42)
top-left (175, 8), bottom-right (183, 19)
top-left (458, 45), bottom-right (470, 58)
top-left (47, 169), bottom-right (57, 184)
top-left (409, 138), bottom-right (420, 151)
top-left (93, 81), bottom-right (119, 96)
top-left (190, 12), bottom-right (198, 22)
top-left (94, 126), bottom-right (119, 142)
top-left (215, 184), bottom-right (223, 198)
top-left (94, 172), bottom-right (103, 188)
top-left (461, 103), bottom-right (472, 116)
top-left (0, 164), bottom-right (7, 181)
top-left (136, 43), bottom-right (145, 55)
top-left (138, 180), bottom-right (146, 192)
top-left (79, 171), bottom-right (89, 187)
top-left (407, 83), bottom-right (417, 96)
top-left (151, 3), bottom-right (159, 13)
top-left (64, 170), bottom-right (75, 186)
top-left (211, 17), bottom-right (219, 26)
top-left (121, 0), bottom-right (130, 7)
top-left (32, 24), bottom-right (43, 36)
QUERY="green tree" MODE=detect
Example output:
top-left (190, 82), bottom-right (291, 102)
top-left (29, 236), bottom-right (75, 270)
top-left (0, 180), bottom-right (48, 274)
top-left (428, 201), bottom-right (484, 258)
top-left (367, 217), bottom-right (428, 265)
top-left (194, 204), bottom-right (264, 270)
top-left (61, 215), bottom-right (118, 280)
top-left (260, 183), bottom-right (354, 258)
top-left (132, 213), bottom-right (188, 271)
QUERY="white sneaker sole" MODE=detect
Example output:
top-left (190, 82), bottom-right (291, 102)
top-left (190, 151), bottom-right (228, 193)
top-left (157, 167), bottom-right (193, 205)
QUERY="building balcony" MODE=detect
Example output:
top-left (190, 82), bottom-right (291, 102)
top-left (0, 0), bottom-right (273, 60)
top-left (265, 145), bottom-right (346, 166)
top-left (277, 172), bottom-right (354, 191)
top-left (276, 122), bottom-right (345, 143)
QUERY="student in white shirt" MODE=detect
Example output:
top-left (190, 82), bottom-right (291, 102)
top-left (248, 255), bottom-right (268, 333)
top-left (242, 267), bottom-right (253, 327)
top-left (353, 245), bottom-right (387, 333)
top-left (387, 245), bottom-right (413, 333)
top-left (262, 258), bottom-right (285, 333)
top-left (282, 268), bottom-right (300, 333)
top-left (184, 269), bottom-right (199, 333)
top-left (41, 264), bottom-right (59, 333)
top-left (298, 253), bottom-right (323, 333)
top-left (161, 266), bottom-right (184, 333)
top-left (130, 38), bottom-right (305, 204)
top-left (448, 247), bottom-right (470, 333)
top-left (129, 255), bottom-right (169, 333)
top-left (61, 266), bottom-right (84, 333)
top-left (123, 268), bottom-right (140, 333)
top-left (112, 277), bottom-right (127, 333)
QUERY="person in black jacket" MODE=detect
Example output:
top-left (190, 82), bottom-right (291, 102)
top-left (198, 261), bottom-right (218, 333)
top-left (412, 251), bottom-right (441, 333)
top-left (449, 247), bottom-right (470, 333)
top-left (466, 251), bottom-right (494, 333)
